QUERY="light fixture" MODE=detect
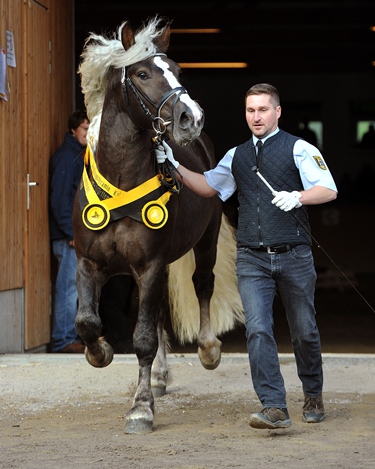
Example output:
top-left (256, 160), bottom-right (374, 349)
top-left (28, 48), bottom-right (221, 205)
top-left (171, 27), bottom-right (246, 68)
top-left (171, 28), bottom-right (221, 34)
top-left (178, 62), bottom-right (248, 69)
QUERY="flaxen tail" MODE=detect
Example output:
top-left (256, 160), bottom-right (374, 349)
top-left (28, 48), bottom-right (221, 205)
top-left (168, 214), bottom-right (244, 343)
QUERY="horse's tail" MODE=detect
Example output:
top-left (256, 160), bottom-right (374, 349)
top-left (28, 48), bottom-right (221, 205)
top-left (168, 214), bottom-right (244, 344)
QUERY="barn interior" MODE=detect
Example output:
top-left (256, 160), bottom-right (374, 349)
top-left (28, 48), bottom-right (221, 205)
top-left (73, 0), bottom-right (375, 354)
top-left (2, 0), bottom-right (375, 355)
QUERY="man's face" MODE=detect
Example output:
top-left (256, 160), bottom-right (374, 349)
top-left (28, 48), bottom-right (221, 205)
top-left (245, 94), bottom-right (281, 139)
top-left (72, 119), bottom-right (89, 146)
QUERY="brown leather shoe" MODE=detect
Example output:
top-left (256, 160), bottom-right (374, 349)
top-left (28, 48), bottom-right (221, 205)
top-left (58, 342), bottom-right (85, 353)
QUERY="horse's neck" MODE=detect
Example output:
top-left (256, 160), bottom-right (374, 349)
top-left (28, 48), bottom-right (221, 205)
top-left (95, 117), bottom-right (155, 191)
top-left (92, 80), bottom-right (158, 189)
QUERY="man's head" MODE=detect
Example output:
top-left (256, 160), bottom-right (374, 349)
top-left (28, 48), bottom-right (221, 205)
top-left (69, 109), bottom-right (90, 146)
top-left (245, 83), bottom-right (281, 139)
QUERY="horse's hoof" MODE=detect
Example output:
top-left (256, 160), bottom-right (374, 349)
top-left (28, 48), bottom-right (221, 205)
top-left (125, 418), bottom-right (153, 434)
top-left (198, 346), bottom-right (221, 370)
top-left (85, 339), bottom-right (114, 368)
top-left (152, 385), bottom-right (167, 398)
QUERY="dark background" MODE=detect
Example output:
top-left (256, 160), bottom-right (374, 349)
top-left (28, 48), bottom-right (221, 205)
top-left (74, 1), bottom-right (375, 353)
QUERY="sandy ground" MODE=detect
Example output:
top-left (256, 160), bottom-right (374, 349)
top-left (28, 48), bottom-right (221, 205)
top-left (1, 353), bottom-right (375, 469)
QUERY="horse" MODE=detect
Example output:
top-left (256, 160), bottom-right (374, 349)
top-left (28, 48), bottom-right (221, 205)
top-left (73, 16), bottom-right (243, 434)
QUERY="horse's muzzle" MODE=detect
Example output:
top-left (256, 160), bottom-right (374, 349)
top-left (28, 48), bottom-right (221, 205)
top-left (173, 103), bottom-right (204, 144)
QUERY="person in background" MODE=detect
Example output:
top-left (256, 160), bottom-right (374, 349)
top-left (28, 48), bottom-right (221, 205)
top-left (49, 110), bottom-right (89, 353)
top-left (155, 83), bottom-right (337, 429)
top-left (360, 123), bottom-right (375, 148)
top-left (295, 118), bottom-right (318, 147)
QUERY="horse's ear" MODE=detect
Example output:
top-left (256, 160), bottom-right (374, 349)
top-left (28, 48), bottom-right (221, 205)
top-left (121, 21), bottom-right (135, 51)
top-left (154, 22), bottom-right (171, 53)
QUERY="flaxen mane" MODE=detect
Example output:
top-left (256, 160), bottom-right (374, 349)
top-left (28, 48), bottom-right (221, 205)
top-left (79, 17), bottom-right (163, 120)
top-left (79, 17), bottom-right (166, 150)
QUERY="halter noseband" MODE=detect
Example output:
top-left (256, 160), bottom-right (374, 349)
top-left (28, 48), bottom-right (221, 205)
top-left (121, 53), bottom-right (188, 137)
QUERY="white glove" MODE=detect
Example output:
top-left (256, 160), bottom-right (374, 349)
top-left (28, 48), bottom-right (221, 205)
top-left (272, 191), bottom-right (302, 211)
top-left (154, 141), bottom-right (179, 169)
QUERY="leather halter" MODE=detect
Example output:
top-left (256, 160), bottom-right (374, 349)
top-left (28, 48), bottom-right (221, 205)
top-left (121, 53), bottom-right (188, 137)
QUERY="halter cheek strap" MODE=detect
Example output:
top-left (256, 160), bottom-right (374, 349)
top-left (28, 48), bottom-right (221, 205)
top-left (121, 54), bottom-right (188, 136)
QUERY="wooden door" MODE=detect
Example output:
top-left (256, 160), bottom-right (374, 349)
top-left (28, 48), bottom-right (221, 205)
top-left (24, 0), bottom-right (51, 349)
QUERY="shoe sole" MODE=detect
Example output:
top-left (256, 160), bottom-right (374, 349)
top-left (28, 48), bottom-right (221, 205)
top-left (302, 413), bottom-right (325, 423)
top-left (249, 415), bottom-right (292, 429)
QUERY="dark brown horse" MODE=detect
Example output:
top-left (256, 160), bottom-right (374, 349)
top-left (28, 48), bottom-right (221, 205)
top-left (73, 16), bottom-right (243, 433)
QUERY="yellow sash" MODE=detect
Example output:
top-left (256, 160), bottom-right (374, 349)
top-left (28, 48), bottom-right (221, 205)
top-left (81, 145), bottom-right (172, 230)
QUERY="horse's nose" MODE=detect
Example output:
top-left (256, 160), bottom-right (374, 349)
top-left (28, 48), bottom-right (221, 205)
top-left (179, 109), bottom-right (204, 130)
top-left (173, 101), bottom-right (204, 143)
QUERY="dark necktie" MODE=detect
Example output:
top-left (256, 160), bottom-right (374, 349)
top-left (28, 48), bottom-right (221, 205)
top-left (256, 140), bottom-right (263, 168)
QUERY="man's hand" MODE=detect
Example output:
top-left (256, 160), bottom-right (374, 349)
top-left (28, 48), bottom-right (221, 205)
top-left (272, 191), bottom-right (302, 211)
top-left (155, 141), bottom-right (180, 169)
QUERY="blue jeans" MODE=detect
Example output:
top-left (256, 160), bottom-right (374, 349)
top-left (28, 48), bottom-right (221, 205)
top-left (236, 245), bottom-right (323, 409)
top-left (52, 239), bottom-right (79, 351)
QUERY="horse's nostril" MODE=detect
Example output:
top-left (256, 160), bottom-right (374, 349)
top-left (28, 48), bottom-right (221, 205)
top-left (179, 111), bottom-right (204, 130)
top-left (179, 112), bottom-right (194, 130)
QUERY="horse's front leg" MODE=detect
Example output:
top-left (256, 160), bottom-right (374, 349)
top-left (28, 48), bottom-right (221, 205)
top-left (125, 268), bottom-right (165, 434)
top-left (74, 258), bottom-right (113, 368)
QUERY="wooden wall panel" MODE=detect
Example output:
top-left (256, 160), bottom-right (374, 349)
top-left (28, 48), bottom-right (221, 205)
top-left (0, 0), bottom-right (74, 350)
top-left (23, 0), bottom-right (51, 349)
top-left (23, 0), bottom-right (74, 350)
top-left (0, 0), bottom-right (26, 291)
top-left (50, 0), bottom-right (74, 153)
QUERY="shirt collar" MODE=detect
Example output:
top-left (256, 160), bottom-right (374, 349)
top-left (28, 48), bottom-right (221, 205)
top-left (253, 127), bottom-right (279, 146)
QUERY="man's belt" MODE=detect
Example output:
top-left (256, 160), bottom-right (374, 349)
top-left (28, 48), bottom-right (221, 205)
top-left (257, 244), bottom-right (295, 254)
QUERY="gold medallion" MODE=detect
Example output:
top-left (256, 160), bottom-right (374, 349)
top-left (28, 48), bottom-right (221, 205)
top-left (142, 201), bottom-right (168, 229)
top-left (82, 203), bottom-right (110, 230)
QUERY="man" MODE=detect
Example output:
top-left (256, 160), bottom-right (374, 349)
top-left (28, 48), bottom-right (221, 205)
top-left (155, 83), bottom-right (337, 429)
top-left (49, 110), bottom-right (89, 353)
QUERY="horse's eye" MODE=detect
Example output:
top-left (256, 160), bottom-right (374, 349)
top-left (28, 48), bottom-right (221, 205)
top-left (137, 71), bottom-right (148, 80)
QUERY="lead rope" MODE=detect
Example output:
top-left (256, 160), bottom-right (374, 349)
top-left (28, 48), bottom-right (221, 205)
top-left (152, 134), bottom-right (183, 194)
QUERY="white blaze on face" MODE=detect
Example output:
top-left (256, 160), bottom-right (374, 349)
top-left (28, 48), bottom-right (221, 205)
top-left (154, 56), bottom-right (202, 126)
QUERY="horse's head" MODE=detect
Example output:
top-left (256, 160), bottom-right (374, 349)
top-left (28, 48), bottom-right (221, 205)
top-left (121, 18), bottom-right (205, 145)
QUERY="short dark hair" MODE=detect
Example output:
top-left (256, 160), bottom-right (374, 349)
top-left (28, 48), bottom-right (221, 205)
top-left (245, 83), bottom-right (280, 107)
top-left (68, 109), bottom-right (89, 131)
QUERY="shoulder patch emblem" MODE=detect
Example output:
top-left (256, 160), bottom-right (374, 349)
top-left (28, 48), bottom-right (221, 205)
top-left (313, 156), bottom-right (327, 170)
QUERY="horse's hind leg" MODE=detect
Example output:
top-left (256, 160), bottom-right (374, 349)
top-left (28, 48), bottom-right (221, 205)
top-left (193, 268), bottom-right (222, 370)
top-left (193, 216), bottom-right (222, 370)
top-left (74, 258), bottom-right (113, 368)
top-left (151, 285), bottom-right (170, 397)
